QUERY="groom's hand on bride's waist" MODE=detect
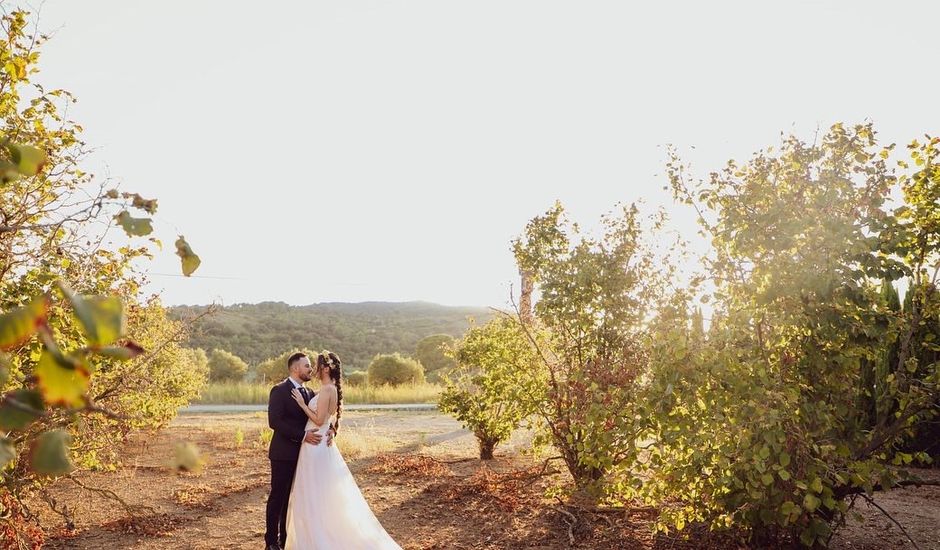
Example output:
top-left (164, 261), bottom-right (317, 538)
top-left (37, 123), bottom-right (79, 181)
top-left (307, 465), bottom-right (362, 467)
top-left (304, 429), bottom-right (322, 445)
top-left (326, 427), bottom-right (336, 447)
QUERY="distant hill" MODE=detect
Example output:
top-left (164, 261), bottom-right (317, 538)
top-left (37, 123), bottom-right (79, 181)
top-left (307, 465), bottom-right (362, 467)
top-left (168, 301), bottom-right (493, 371)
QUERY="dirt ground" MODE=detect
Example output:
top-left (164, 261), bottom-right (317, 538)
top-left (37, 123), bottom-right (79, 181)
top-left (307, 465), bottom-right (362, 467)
top-left (32, 411), bottom-right (940, 549)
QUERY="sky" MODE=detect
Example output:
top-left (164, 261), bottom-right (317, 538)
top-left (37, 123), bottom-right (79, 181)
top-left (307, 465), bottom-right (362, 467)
top-left (30, 0), bottom-right (939, 308)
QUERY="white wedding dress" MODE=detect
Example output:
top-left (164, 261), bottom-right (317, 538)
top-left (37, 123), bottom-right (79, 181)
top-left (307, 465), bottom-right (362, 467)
top-left (285, 394), bottom-right (402, 550)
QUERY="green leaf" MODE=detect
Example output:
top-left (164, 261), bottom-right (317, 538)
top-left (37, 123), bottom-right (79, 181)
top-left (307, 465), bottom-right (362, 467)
top-left (0, 437), bottom-right (15, 468)
top-left (810, 477), bottom-right (824, 494)
top-left (0, 389), bottom-right (44, 430)
top-left (7, 144), bottom-right (46, 176)
top-left (761, 473), bottom-right (774, 486)
top-left (96, 341), bottom-right (145, 360)
top-left (800, 528), bottom-right (816, 547)
top-left (779, 451), bottom-right (791, 467)
top-left (114, 210), bottom-right (153, 237)
top-left (0, 352), bottom-right (9, 386)
top-left (0, 296), bottom-right (49, 350)
top-left (30, 429), bottom-right (74, 475)
top-left (175, 236), bottom-right (201, 277)
top-left (779, 469), bottom-right (791, 481)
top-left (57, 284), bottom-right (124, 347)
top-left (803, 493), bottom-right (821, 512)
top-left (35, 349), bottom-right (89, 407)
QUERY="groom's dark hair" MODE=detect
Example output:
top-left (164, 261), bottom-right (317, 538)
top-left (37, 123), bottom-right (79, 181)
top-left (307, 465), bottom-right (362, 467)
top-left (287, 352), bottom-right (308, 370)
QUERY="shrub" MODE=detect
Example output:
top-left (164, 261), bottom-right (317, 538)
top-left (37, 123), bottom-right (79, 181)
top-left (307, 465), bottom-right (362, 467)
top-left (439, 316), bottom-right (541, 459)
top-left (647, 124), bottom-right (940, 546)
top-left (414, 334), bottom-right (457, 382)
top-left (367, 353), bottom-right (425, 385)
top-left (207, 348), bottom-right (248, 382)
top-left (346, 371), bottom-right (368, 386)
top-left (254, 349), bottom-right (316, 384)
top-left (512, 201), bottom-right (667, 488)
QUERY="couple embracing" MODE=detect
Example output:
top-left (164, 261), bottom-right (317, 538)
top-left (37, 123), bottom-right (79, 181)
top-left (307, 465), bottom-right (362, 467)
top-left (264, 351), bottom-right (401, 549)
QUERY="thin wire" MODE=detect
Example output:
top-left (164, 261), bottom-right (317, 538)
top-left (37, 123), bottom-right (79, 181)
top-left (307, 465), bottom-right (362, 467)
top-left (148, 272), bottom-right (247, 280)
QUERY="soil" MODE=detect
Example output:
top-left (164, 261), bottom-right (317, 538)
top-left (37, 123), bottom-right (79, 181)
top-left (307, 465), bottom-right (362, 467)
top-left (30, 411), bottom-right (940, 549)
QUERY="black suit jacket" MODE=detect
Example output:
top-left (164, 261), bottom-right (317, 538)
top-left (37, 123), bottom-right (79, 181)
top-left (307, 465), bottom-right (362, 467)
top-left (267, 379), bottom-right (314, 461)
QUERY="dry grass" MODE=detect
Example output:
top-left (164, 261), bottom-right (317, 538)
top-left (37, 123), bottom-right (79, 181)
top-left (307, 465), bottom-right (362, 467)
top-left (194, 381), bottom-right (442, 405)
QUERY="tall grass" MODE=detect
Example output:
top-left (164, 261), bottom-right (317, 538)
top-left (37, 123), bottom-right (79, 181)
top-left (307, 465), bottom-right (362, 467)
top-left (195, 381), bottom-right (442, 405)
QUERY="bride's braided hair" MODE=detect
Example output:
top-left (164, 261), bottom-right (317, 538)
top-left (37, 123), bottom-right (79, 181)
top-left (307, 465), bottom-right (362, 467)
top-left (317, 350), bottom-right (343, 432)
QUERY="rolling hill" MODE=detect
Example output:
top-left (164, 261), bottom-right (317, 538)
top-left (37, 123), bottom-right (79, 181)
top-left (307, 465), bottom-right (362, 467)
top-left (168, 301), bottom-right (493, 371)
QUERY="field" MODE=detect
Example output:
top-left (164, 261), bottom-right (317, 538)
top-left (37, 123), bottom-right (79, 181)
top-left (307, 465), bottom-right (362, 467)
top-left (32, 411), bottom-right (940, 549)
top-left (194, 382), bottom-right (442, 405)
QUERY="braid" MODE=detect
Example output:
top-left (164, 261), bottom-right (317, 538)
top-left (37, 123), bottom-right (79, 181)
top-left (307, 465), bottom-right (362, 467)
top-left (319, 351), bottom-right (343, 432)
top-left (330, 352), bottom-right (343, 431)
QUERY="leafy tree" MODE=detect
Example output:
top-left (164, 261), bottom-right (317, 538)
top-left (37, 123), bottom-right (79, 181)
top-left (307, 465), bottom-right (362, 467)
top-left (207, 348), bottom-right (248, 382)
top-left (0, 9), bottom-right (208, 543)
top-left (254, 349), bottom-right (316, 384)
top-left (512, 201), bottom-right (671, 488)
top-left (367, 353), bottom-right (425, 385)
top-left (651, 124), bottom-right (940, 546)
top-left (414, 334), bottom-right (457, 382)
top-left (439, 316), bottom-right (543, 459)
top-left (345, 371), bottom-right (368, 386)
top-left (896, 283), bottom-right (940, 461)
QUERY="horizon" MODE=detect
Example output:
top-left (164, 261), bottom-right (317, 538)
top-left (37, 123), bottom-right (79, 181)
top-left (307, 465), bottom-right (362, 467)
top-left (168, 298), bottom-right (495, 309)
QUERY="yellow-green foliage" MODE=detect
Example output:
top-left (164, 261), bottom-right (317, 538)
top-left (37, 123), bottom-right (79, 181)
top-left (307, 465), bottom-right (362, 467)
top-left (0, 11), bottom-right (203, 548)
top-left (367, 353), bottom-right (425, 385)
top-left (647, 125), bottom-right (940, 546)
top-left (439, 316), bottom-right (541, 459)
top-left (195, 381), bottom-right (442, 405)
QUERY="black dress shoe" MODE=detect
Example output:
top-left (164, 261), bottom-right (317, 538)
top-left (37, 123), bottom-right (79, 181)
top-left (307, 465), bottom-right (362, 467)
top-left (265, 545), bottom-right (281, 550)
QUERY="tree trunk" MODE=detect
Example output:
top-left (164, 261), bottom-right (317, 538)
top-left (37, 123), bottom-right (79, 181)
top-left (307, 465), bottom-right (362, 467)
top-left (479, 438), bottom-right (497, 460)
top-left (519, 268), bottom-right (534, 323)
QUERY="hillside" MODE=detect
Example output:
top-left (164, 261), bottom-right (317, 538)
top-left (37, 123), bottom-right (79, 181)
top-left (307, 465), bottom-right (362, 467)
top-left (168, 301), bottom-right (493, 370)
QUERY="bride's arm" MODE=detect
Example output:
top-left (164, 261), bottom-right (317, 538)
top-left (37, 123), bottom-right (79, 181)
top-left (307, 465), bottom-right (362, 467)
top-left (290, 387), bottom-right (334, 425)
top-left (290, 388), bottom-right (324, 425)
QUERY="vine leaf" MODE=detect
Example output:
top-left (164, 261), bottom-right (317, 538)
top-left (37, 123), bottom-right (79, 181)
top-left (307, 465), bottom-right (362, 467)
top-left (175, 236), bottom-right (201, 277)
top-left (57, 284), bottom-right (125, 347)
top-left (114, 210), bottom-right (153, 237)
top-left (8, 143), bottom-right (47, 175)
top-left (35, 350), bottom-right (89, 408)
top-left (0, 389), bottom-right (44, 430)
top-left (97, 341), bottom-right (145, 361)
top-left (30, 429), bottom-right (74, 476)
top-left (0, 296), bottom-right (49, 350)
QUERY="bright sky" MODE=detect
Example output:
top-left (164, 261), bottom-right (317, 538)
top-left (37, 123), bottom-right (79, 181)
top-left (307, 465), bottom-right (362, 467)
top-left (34, 1), bottom-right (938, 307)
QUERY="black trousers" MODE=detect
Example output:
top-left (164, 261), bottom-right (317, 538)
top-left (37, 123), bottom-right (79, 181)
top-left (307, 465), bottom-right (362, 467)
top-left (265, 459), bottom-right (297, 546)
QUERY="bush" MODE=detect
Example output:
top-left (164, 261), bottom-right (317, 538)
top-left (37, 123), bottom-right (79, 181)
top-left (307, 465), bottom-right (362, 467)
top-left (367, 353), bottom-right (425, 386)
top-left (346, 371), bottom-right (368, 386)
top-left (647, 125), bottom-right (940, 546)
top-left (439, 317), bottom-right (540, 459)
top-left (414, 334), bottom-right (457, 382)
top-left (254, 348), bottom-right (316, 384)
top-left (207, 348), bottom-right (248, 381)
top-left (512, 201), bottom-right (665, 488)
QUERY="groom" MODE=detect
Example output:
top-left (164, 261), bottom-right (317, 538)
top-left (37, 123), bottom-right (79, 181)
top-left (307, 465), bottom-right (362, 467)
top-left (264, 352), bottom-right (334, 550)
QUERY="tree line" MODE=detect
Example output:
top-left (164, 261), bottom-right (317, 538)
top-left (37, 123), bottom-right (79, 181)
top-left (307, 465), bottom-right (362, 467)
top-left (169, 301), bottom-right (489, 371)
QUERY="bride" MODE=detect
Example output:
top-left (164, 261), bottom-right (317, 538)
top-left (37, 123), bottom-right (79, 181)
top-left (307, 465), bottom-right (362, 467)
top-left (284, 351), bottom-right (402, 550)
